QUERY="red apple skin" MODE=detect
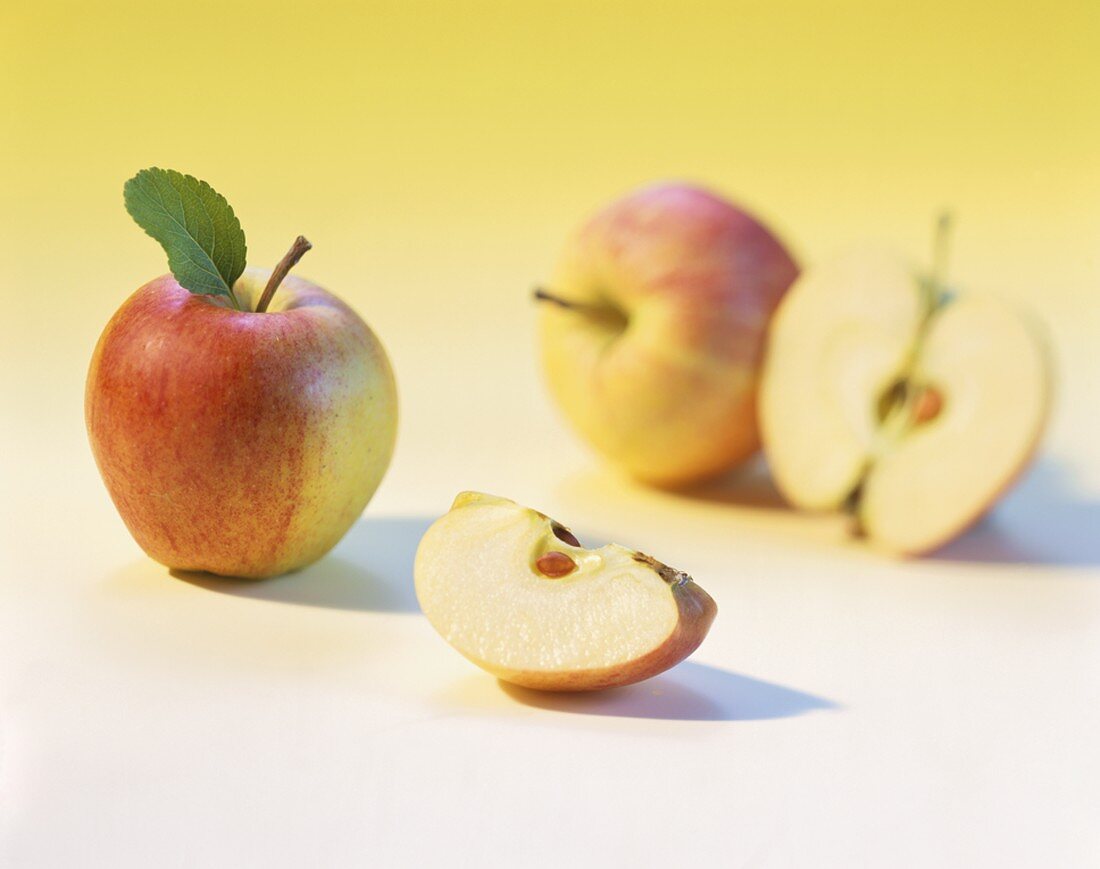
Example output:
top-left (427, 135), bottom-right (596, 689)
top-left (86, 271), bottom-right (397, 579)
top-left (541, 183), bottom-right (800, 486)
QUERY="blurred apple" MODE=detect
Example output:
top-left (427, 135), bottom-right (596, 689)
top-left (760, 247), bottom-right (1051, 554)
top-left (86, 269), bottom-right (398, 578)
top-left (537, 182), bottom-right (798, 486)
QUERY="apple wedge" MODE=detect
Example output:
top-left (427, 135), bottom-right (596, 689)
top-left (760, 246), bottom-right (1051, 555)
top-left (414, 493), bottom-right (716, 691)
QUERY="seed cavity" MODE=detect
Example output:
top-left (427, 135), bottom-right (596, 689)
top-left (876, 379), bottom-right (908, 423)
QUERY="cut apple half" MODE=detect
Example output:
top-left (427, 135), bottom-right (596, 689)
top-left (761, 245), bottom-right (1051, 555)
top-left (414, 492), bottom-right (717, 691)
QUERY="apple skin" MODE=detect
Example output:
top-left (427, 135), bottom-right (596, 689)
top-left (85, 269), bottom-right (397, 579)
top-left (540, 183), bottom-right (799, 486)
top-left (483, 577), bottom-right (716, 692)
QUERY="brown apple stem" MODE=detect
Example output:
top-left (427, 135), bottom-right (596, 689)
top-left (255, 236), bottom-right (313, 313)
top-left (533, 287), bottom-right (603, 315)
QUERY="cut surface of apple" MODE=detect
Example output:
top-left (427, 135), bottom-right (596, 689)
top-left (760, 249), bottom-right (929, 510)
top-left (761, 248), bottom-right (1051, 555)
top-left (414, 492), bottom-right (716, 691)
top-left (859, 294), bottom-right (1050, 553)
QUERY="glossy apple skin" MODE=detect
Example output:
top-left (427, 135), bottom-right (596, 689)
top-left (86, 270), bottom-right (397, 578)
top-left (540, 183), bottom-right (798, 486)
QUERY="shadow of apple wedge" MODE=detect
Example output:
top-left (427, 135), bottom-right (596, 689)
top-left (497, 661), bottom-right (838, 721)
top-left (414, 492), bottom-right (717, 692)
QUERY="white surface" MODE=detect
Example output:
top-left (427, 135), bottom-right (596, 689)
top-left (2, 296), bottom-right (1099, 868)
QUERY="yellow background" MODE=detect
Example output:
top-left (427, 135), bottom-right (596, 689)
top-left (3, 6), bottom-right (1100, 863)
top-left (3, 0), bottom-right (1099, 519)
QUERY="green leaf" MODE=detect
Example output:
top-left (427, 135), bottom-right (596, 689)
top-left (124, 168), bottom-right (247, 300)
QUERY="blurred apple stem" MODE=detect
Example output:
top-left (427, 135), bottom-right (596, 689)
top-left (931, 211), bottom-right (953, 300)
top-left (532, 288), bottom-right (585, 312)
top-left (533, 287), bottom-right (600, 314)
top-left (534, 288), bottom-right (631, 333)
top-left (255, 236), bottom-right (313, 313)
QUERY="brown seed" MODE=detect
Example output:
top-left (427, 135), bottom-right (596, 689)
top-left (551, 522), bottom-right (581, 547)
top-left (913, 387), bottom-right (944, 424)
top-left (536, 551), bottom-right (577, 578)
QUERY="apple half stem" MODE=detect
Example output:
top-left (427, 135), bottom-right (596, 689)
top-left (931, 211), bottom-right (953, 298)
top-left (255, 236), bottom-right (313, 314)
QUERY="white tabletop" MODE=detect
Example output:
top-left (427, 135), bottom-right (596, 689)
top-left (3, 276), bottom-right (1098, 867)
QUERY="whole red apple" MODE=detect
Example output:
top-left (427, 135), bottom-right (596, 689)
top-left (86, 269), bottom-right (398, 578)
top-left (537, 183), bottom-right (798, 486)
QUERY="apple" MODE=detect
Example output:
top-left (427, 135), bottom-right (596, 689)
top-left (86, 268), bottom-right (398, 578)
top-left (536, 182), bottom-right (799, 486)
top-left (760, 246), bottom-right (1051, 555)
top-left (414, 492), bottom-right (717, 691)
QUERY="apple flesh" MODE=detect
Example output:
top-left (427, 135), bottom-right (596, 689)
top-left (538, 183), bottom-right (799, 486)
top-left (86, 269), bottom-right (398, 578)
top-left (414, 492), bottom-right (717, 691)
top-left (760, 249), bottom-right (1051, 555)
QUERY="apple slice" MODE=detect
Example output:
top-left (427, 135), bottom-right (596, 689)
top-left (760, 247), bottom-right (1051, 555)
top-left (414, 492), bottom-right (716, 691)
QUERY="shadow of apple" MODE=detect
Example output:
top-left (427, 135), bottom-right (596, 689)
top-left (497, 660), bottom-right (838, 722)
top-left (171, 515), bottom-right (432, 612)
top-left (928, 461), bottom-right (1100, 568)
top-left (659, 454), bottom-right (789, 511)
top-left (561, 453), bottom-right (1099, 570)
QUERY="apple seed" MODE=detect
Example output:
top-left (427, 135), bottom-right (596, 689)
top-left (912, 387), bottom-right (944, 424)
top-left (551, 521), bottom-right (581, 547)
top-left (536, 551), bottom-right (577, 578)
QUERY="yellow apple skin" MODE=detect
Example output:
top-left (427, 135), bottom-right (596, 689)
top-left (540, 183), bottom-right (798, 486)
top-left (85, 270), bottom-right (397, 579)
top-left (480, 578), bottom-right (717, 692)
